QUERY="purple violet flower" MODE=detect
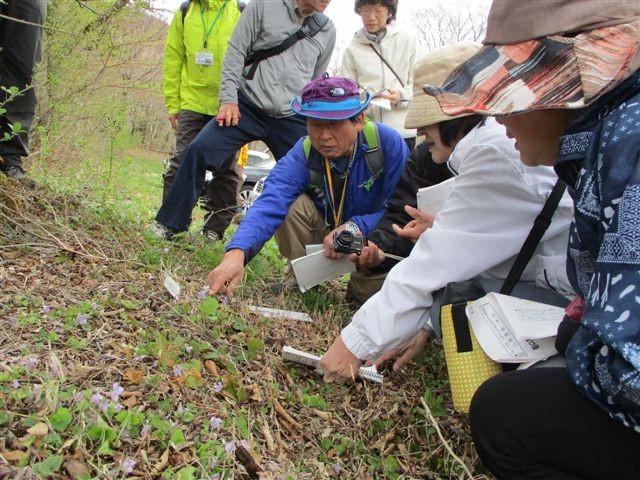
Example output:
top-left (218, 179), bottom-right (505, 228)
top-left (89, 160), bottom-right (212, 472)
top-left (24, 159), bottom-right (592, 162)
top-left (225, 441), bottom-right (236, 455)
top-left (134, 354), bottom-right (146, 361)
top-left (141, 423), bottom-right (150, 436)
top-left (210, 416), bottom-right (222, 430)
top-left (49, 359), bottom-right (61, 377)
top-left (21, 356), bottom-right (38, 369)
top-left (209, 457), bottom-right (219, 469)
top-left (41, 305), bottom-right (50, 314)
top-left (75, 313), bottom-right (88, 326)
top-left (198, 290), bottom-right (207, 300)
top-left (209, 475), bottom-right (220, 480)
top-left (213, 382), bottom-right (223, 393)
top-left (240, 439), bottom-right (250, 450)
top-left (332, 462), bottom-right (343, 475)
top-left (185, 345), bottom-right (193, 354)
top-left (173, 365), bottom-right (183, 377)
top-left (113, 402), bottom-right (123, 412)
top-left (91, 392), bottom-right (104, 406)
top-left (92, 302), bottom-right (99, 311)
top-left (111, 383), bottom-right (124, 402)
top-left (11, 379), bottom-right (20, 389)
top-left (121, 458), bottom-right (137, 476)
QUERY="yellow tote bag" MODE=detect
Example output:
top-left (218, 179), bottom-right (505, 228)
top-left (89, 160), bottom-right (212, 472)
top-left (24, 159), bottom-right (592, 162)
top-left (439, 281), bottom-right (502, 414)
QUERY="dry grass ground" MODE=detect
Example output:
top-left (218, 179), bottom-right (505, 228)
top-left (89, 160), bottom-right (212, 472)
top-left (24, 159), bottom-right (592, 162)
top-left (0, 176), bottom-right (492, 479)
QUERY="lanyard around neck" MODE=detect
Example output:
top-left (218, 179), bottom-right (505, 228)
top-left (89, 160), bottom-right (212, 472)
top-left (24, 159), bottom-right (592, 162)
top-left (323, 142), bottom-right (357, 227)
top-left (200, 0), bottom-right (229, 49)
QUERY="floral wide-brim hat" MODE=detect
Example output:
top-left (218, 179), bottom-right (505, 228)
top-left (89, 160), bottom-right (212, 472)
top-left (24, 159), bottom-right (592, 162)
top-left (424, 20), bottom-right (640, 117)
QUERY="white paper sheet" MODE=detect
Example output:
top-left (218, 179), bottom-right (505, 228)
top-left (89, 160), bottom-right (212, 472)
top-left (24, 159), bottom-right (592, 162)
top-left (466, 294), bottom-right (560, 363)
top-left (291, 250), bottom-right (355, 292)
top-left (416, 177), bottom-right (455, 216)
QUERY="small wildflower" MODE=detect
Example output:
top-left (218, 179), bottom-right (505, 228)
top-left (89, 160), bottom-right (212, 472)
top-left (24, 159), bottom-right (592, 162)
top-left (213, 382), bottom-right (223, 393)
top-left (141, 423), bottom-right (151, 436)
top-left (173, 365), bottom-right (183, 377)
top-left (21, 357), bottom-right (38, 369)
top-left (332, 462), bottom-right (343, 475)
top-left (49, 359), bottom-right (61, 377)
top-left (240, 439), bottom-right (250, 450)
top-left (73, 391), bottom-right (84, 402)
top-left (209, 416), bottom-right (222, 430)
top-left (111, 383), bottom-right (124, 402)
top-left (32, 384), bottom-right (41, 396)
top-left (75, 313), bottom-right (88, 326)
top-left (198, 290), bottom-right (207, 300)
top-left (134, 354), bottom-right (146, 361)
top-left (92, 302), bottom-right (99, 311)
top-left (91, 392), bottom-right (104, 406)
top-left (113, 402), bottom-right (123, 412)
top-left (11, 379), bottom-right (20, 389)
top-left (121, 458), bottom-right (137, 476)
top-left (209, 475), bottom-right (220, 480)
top-left (41, 305), bottom-right (50, 314)
top-left (209, 457), bottom-right (219, 469)
top-left (152, 360), bottom-right (158, 369)
top-left (225, 441), bottom-right (236, 455)
top-left (185, 345), bottom-right (193, 354)
top-left (221, 296), bottom-right (229, 306)
top-left (177, 404), bottom-right (185, 415)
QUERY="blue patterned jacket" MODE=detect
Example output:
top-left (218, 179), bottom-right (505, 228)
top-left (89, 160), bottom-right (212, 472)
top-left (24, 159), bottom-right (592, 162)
top-left (557, 71), bottom-right (640, 431)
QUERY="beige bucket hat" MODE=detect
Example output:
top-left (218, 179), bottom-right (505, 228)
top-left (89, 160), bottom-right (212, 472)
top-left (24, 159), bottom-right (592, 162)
top-left (404, 42), bottom-right (480, 130)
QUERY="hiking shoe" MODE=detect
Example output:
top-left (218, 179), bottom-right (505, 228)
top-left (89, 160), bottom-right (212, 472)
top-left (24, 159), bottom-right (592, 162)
top-left (148, 221), bottom-right (175, 240)
top-left (201, 229), bottom-right (221, 243)
top-left (4, 166), bottom-right (36, 188)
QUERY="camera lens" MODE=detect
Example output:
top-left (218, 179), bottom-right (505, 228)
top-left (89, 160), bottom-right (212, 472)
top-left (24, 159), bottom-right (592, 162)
top-left (334, 230), bottom-right (355, 251)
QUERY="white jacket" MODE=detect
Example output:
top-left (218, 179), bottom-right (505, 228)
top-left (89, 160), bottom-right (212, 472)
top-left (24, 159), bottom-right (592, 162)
top-left (339, 23), bottom-right (417, 139)
top-left (342, 118), bottom-right (574, 360)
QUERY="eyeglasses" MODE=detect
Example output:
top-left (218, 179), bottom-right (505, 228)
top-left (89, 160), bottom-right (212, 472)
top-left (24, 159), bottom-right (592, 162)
top-left (358, 6), bottom-right (389, 18)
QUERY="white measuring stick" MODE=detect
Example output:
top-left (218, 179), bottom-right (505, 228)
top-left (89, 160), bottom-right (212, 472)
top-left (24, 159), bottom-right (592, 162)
top-left (282, 346), bottom-right (383, 384)
top-left (248, 306), bottom-right (313, 323)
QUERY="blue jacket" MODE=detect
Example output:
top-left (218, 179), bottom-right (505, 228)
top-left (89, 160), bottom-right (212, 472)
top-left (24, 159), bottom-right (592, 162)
top-left (557, 71), bottom-right (640, 430)
top-left (227, 122), bottom-right (408, 261)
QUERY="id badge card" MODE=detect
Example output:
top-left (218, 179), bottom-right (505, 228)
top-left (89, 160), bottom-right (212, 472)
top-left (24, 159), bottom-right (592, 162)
top-left (195, 51), bottom-right (214, 66)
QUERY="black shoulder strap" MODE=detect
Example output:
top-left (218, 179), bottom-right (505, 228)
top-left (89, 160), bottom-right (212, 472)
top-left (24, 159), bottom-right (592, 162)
top-left (368, 44), bottom-right (405, 88)
top-left (243, 12), bottom-right (330, 80)
top-left (500, 180), bottom-right (567, 295)
top-left (180, 0), bottom-right (192, 27)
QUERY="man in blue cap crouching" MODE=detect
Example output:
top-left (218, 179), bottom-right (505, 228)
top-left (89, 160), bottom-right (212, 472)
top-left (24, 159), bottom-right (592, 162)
top-left (208, 75), bottom-right (408, 295)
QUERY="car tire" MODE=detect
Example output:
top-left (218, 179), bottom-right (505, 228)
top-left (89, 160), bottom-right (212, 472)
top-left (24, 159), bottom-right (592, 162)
top-left (238, 183), bottom-right (255, 218)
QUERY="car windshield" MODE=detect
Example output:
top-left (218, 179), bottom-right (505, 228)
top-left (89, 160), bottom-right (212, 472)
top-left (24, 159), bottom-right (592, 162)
top-left (247, 152), bottom-right (273, 167)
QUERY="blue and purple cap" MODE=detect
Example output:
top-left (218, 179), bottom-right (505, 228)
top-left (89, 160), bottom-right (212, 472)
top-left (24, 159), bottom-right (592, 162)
top-left (290, 74), bottom-right (371, 120)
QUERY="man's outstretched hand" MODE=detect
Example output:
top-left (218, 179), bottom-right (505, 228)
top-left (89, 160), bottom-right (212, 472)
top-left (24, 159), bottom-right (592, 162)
top-left (207, 249), bottom-right (245, 296)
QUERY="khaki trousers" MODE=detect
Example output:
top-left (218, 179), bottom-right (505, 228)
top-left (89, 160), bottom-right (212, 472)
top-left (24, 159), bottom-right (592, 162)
top-left (275, 194), bottom-right (388, 304)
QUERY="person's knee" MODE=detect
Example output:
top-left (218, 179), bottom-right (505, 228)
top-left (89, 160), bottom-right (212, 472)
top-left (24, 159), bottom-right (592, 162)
top-left (286, 194), bottom-right (316, 222)
top-left (469, 375), bottom-right (507, 449)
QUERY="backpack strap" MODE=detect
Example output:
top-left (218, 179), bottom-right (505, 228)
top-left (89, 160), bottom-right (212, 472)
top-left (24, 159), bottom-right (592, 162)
top-left (180, 0), bottom-right (192, 27)
top-left (360, 119), bottom-right (384, 192)
top-left (500, 179), bottom-right (567, 295)
top-left (243, 12), bottom-right (330, 80)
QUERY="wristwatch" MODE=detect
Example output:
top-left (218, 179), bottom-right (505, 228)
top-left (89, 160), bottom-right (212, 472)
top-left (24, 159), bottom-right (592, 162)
top-left (344, 221), bottom-right (360, 235)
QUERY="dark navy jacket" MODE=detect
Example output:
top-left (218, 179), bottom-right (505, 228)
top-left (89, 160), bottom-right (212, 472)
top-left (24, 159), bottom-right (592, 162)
top-left (557, 71), bottom-right (640, 431)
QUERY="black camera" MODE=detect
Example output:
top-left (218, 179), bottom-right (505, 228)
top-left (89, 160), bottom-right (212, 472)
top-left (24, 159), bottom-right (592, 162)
top-left (333, 230), bottom-right (368, 255)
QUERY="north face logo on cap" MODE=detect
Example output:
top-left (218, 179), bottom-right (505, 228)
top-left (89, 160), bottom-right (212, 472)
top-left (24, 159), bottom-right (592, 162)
top-left (329, 87), bottom-right (346, 97)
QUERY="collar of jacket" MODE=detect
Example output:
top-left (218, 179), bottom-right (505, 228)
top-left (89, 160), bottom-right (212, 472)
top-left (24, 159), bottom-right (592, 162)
top-left (555, 69), bottom-right (640, 189)
top-left (353, 22), bottom-right (400, 45)
top-left (198, 0), bottom-right (230, 9)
